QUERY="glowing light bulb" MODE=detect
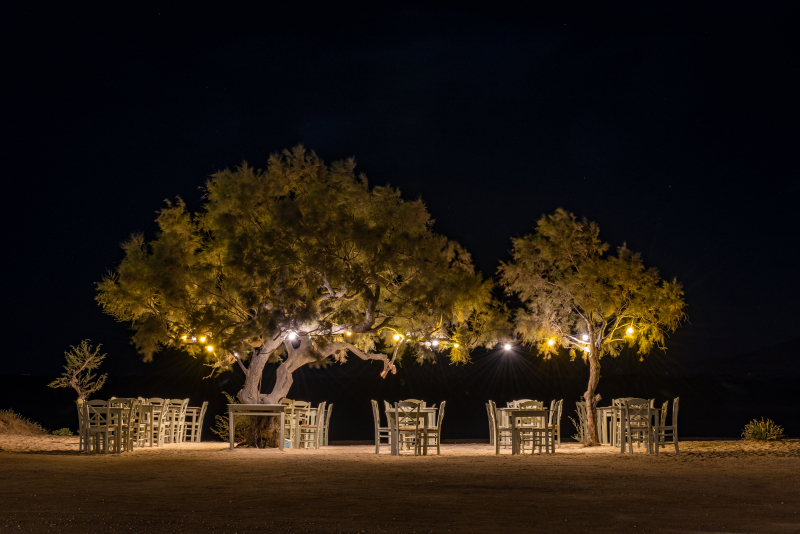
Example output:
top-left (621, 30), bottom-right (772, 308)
top-left (626, 327), bottom-right (634, 335)
top-left (191, 336), bottom-right (197, 342)
top-left (181, 335), bottom-right (187, 341)
top-left (346, 331), bottom-right (352, 336)
top-left (548, 339), bottom-right (555, 346)
top-left (199, 336), bottom-right (206, 343)
top-left (582, 334), bottom-right (589, 341)
top-left (431, 340), bottom-right (439, 347)
top-left (288, 332), bottom-right (297, 340)
top-left (206, 345), bottom-right (213, 351)
top-left (453, 343), bottom-right (460, 348)
top-left (393, 333), bottom-right (402, 341)
top-left (504, 344), bottom-right (511, 351)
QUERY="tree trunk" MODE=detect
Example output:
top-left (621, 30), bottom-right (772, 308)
top-left (583, 352), bottom-right (602, 446)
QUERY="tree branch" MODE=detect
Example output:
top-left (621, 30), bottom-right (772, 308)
top-left (317, 342), bottom-right (397, 378)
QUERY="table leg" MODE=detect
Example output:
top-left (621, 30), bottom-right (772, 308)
top-left (652, 411), bottom-right (659, 455)
top-left (279, 413), bottom-right (285, 451)
top-left (423, 420), bottom-right (428, 456)
top-left (229, 410), bottom-right (234, 450)
top-left (511, 418), bottom-right (518, 455)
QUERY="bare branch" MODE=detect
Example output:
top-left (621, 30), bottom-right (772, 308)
top-left (317, 342), bottom-right (397, 378)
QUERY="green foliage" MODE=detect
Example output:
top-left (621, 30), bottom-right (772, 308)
top-left (52, 428), bottom-right (73, 436)
top-left (47, 340), bottom-right (108, 400)
top-left (97, 146), bottom-right (505, 377)
top-left (742, 418), bottom-right (785, 441)
top-left (0, 409), bottom-right (47, 435)
top-left (499, 209), bottom-right (686, 361)
top-left (210, 392), bottom-right (249, 443)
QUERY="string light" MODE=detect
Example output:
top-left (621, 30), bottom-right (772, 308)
top-left (431, 340), bottom-right (439, 347)
top-left (581, 334), bottom-right (589, 341)
top-left (346, 331), bottom-right (352, 336)
top-left (191, 336), bottom-right (197, 342)
top-left (626, 327), bottom-right (634, 335)
top-left (393, 333), bottom-right (403, 341)
top-left (206, 346), bottom-right (214, 352)
top-left (504, 344), bottom-right (511, 351)
top-left (288, 332), bottom-right (297, 340)
top-left (548, 339), bottom-right (555, 346)
top-left (453, 343), bottom-right (460, 348)
top-left (181, 335), bottom-right (187, 341)
top-left (199, 336), bottom-right (207, 343)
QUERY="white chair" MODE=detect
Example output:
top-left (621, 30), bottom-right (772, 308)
top-left (371, 400), bottom-right (392, 454)
top-left (654, 397), bottom-right (679, 453)
top-left (298, 402), bottom-right (326, 449)
top-left (108, 398), bottom-right (140, 452)
top-left (425, 401), bottom-right (446, 455)
top-left (485, 403), bottom-right (494, 446)
top-left (183, 401), bottom-right (208, 442)
top-left (146, 398), bottom-right (170, 447)
top-left (622, 398), bottom-right (655, 454)
top-left (322, 404), bottom-right (333, 446)
top-left (163, 398), bottom-right (188, 443)
top-left (391, 402), bottom-right (426, 455)
top-left (515, 400), bottom-right (552, 454)
top-left (84, 400), bottom-right (117, 454)
top-left (76, 399), bottom-right (87, 452)
top-left (548, 399), bottom-right (563, 448)
top-left (488, 400), bottom-right (513, 454)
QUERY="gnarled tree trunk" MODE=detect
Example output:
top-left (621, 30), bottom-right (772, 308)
top-left (583, 351), bottom-right (602, 446)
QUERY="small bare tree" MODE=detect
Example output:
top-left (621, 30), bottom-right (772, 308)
top-left (48, 340), bottom-right (108, 400)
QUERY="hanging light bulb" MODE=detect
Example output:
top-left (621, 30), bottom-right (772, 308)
top-left (346, 331), bottom-right (352, 336)
top-left (199, 336), bottom-right (207, 343)
top-left (191, 336), bottom-right (197, 342)
top-left (548, 339), bottom-right (555, 346)
top-left (626, 327), bottom-right (634, 335)
top-left (504, 343), bottom-right (512, 351)
top-left (181, 335), bottom-right (187, 341)
top-left (453, 343), bottom-right (460, 348)
top-left (288, 332), bottom-right (297, 340)
top-left (206, 345), bottom-right (214, 352)
top-left (393, 333), bottom-right (403, 341)
top-left (582, 334), bottom-right (589, 341)
top-left (431, 340), bottom-right (439, 347)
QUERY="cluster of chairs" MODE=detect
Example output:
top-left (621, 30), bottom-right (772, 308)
top-left (280, 398), bottom-right (333, 449)
top-left (76, 397), bottom-right (208, 454)
top-left (592, 397), bottom-right (679, 454)
top-left (371, 399), bottom-right (446, 456)
top-left (486, 399), bottom-right (563, 454)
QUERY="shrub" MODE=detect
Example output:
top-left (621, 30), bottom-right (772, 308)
top-left (52, 428), bottom-right (74, 436)
top-left (742, 417), bottom-right (785, 441)
top-left (210, 392), bottom-right (249, 443)
top-left (0, 409), bottom-right (47, 436)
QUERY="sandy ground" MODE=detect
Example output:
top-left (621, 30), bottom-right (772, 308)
top-left (1, 435), bottom-right (799, 534)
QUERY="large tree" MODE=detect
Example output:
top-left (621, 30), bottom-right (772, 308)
top-left (97, 147), bottom-right (505, 446)
top-left (499, 209), bottom-right (686, 446)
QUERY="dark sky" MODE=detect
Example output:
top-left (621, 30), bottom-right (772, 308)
top-left (3, 3), bottom-right (799, 377)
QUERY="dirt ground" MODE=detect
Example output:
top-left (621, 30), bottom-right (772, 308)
top-left (1, 435), bottom-right (799, 534)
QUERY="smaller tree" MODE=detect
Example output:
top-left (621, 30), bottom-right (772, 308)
top-left (48, 340), bottom-right (108, 400)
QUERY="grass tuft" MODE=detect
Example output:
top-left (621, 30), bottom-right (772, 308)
top-left (0, 409), bottom-right (47, 436)
top-left (742, 417), bottom-right (785, 441)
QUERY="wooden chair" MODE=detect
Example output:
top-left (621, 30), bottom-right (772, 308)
top-left (298, 402), bottom-right (326, 449)
top-left (485, 403), bottom-right (494, 446)
top-left (515, 401), bottom-right (552, 454)
top-left (108, 398), bottom-right (140, 452)
top-left (76, 399), bottom-right (87, 452)
top-left (183, 401), bottom-right (208, 442)
top-left (84, 400), bottom-right (117, 454)
top-left (488, 400), bottom-right (513, 454)
top-left (322, 403), bottom-right (333, 446)
top-left (548, 399), bottom-right (563, 448)
top-left (402, 399), bottom-right (425, 407)
top-left (654, 397), bottom-right (679, 453)
top-left (424, 401), bottom-right (446, 455)
top-left (281, 399), bottom-right (296, 447)
top-left (163, 398), bottom-right (188, 443)
top-left (622, 398), bottom-right (655, 454)
top-left (391, 401), bottom-right (426, 455)
top-left (371, 400), bottom-right (392, 454)
top-left (146, 398), bottom-right (170, 447)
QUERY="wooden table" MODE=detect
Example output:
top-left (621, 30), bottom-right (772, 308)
top-left (498, 408), bottom-right (551, 455)
top-left (227, 404), bottom-right (285, 451)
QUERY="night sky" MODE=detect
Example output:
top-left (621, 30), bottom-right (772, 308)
top-left (3, 4), bottom-right (799, 390)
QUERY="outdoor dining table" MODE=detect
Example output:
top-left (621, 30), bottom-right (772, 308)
top-left (385, 406), bottom-right (437, 456)
top-left (596, 405), bottom-right (661, 454)
top-left (498, 407), bottom-right (550, 455)
top-left (227, 404), bottom-right (285, 451)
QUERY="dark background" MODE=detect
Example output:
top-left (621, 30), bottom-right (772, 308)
top-left (2, 3), bottom-right (798, 439)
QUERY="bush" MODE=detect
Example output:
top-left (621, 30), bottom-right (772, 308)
top-left (210, 392), bottom-right (249, 443)
top-left (52, 428), bottom-right (74, 436)
top-left (742, 417), bottom-right (786, 441)
top-left (0, 409), bottom-right (47, 436)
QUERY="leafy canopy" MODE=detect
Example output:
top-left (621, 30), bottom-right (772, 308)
top-left (500, 209), bottom-right (686, 360)
top-left (97, 147), bottom-right (501, 373)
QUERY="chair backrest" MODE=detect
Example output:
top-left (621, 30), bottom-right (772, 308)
top-left (436, 401), bottom-right (446, 429)
top-left (515, 399), bottom-right (535, 405)
top-left (371, 400), bottom-right (382, 430)
top-left (402, 399), bottom-right (425, 407)
top-left (293, 401), bottom-right (310, 408)
top-left (394, 401), bottom-right (422, 430)
top-left (516, 400), bottom-right (544, 426)
top-left (671, 397), bottom-right (680, 426)
top-left (383, 400), bottom-right (392, 414)
top-left (147, 398), bottom-right (167, 406)
top-left (325, 403), bottom-right (333, 431)
top-left (549, 399), bottom-right (563, 425)
top-left (85, 399), bottom-right (111, 427)
top-left (280, 398), bottom-right (293, 405)
top-left (622, 398), bottom-right (653, 426)
top-left (488, 400), bottom-right (500, 431)
top-left (660, 400), bottom-right (669, 427)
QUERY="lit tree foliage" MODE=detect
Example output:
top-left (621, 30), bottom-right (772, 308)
top-left (48, 340), bottom-right (108, 400)
top-left (97, 147), bottom-right (505, 446)
top-left (499, 209), bottom-right (686, 446)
